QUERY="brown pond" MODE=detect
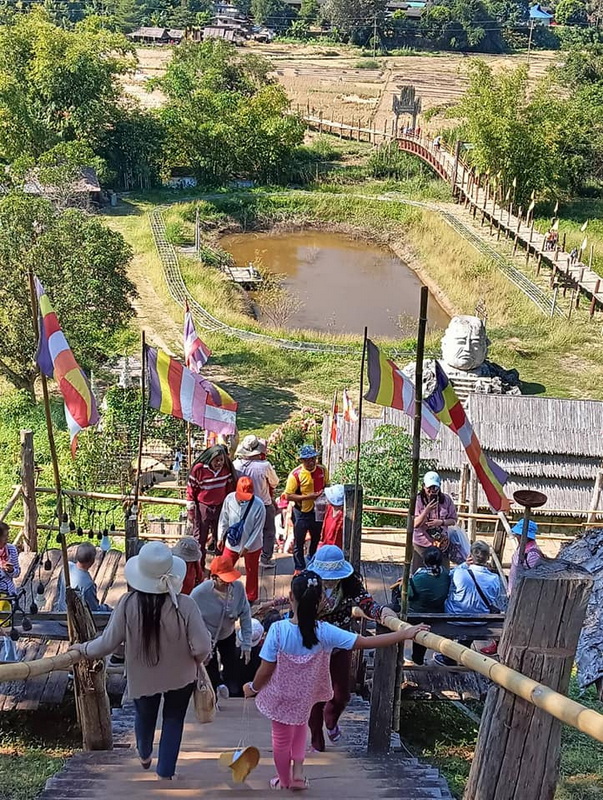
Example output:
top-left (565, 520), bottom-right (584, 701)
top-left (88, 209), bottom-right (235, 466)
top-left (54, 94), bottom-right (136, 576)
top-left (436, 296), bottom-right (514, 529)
top-left (220, 230), bottom-right (449, 338)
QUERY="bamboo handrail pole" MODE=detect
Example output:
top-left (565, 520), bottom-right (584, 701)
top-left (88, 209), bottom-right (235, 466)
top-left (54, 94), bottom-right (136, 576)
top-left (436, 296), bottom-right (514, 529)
top-left (377, 615), bottom-right (603, 743)
top-left (0, 487), bottom-right (22, 522)
top-left (0, 649), bottom-right (82, 681)
top-left (28, 486), bottom-right (187, 507)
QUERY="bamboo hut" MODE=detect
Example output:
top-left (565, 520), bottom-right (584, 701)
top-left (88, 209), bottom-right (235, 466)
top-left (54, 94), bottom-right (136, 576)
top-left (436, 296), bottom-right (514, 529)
top-left (323, 394), bottom-right (603, 517)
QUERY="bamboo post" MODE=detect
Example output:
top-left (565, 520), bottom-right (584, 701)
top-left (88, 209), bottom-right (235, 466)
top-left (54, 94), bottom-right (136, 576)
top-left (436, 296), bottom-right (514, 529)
top-left (367, 621), bottom-right (398, 755)
top-left (513, 208), bottom-right (523, 255)
top-left (459, 464), bottom-right (470, 511)
top-left (586, 469), bottom-right (603, 525)
top-left (400, 285), bottom-right (429, 615)
top-left (67, 588), bottom-right (113, 750)
top-left (325, 390), bottom-right (338, 476)
top-left (468, 473), bottom-right (478, 542)
top-left (127, 331), bottom-right (147, 560)
top-left (20, 430), bottom-right (38, 552)
top-left (350, 329), bottom-right (367, 569)
top-left (590, 280), bottom-right (600, 319)
top-left (464, 563), bottom-right (593, 800)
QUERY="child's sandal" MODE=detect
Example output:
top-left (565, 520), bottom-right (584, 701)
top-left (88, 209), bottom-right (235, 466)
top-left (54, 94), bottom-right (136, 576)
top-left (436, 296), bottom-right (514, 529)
top-left (270, 777), bottom-right (285, 790)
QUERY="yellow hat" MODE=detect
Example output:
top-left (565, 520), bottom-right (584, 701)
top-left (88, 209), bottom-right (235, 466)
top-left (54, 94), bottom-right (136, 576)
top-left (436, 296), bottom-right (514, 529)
top-left (219, 746), bottom-right (260, 784)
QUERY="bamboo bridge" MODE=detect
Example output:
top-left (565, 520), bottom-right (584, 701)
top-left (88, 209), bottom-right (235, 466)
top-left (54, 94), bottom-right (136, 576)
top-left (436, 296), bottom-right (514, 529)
top-left (303, 114), bottom-right (603, 317)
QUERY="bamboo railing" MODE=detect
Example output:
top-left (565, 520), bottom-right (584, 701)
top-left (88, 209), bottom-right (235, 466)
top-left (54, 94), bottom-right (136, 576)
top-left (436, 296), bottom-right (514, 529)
top-left (373, 614), bottom-right (603, 744)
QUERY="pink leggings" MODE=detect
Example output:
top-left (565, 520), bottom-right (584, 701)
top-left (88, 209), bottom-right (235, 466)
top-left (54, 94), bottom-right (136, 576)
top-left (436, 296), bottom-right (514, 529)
top-left (271, 720), bottom-right (307, 788)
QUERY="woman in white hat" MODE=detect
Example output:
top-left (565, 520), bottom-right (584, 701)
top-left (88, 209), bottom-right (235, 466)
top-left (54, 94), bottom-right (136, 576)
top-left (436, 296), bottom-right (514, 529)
top-left (69, 541), bottom-right (211, 780)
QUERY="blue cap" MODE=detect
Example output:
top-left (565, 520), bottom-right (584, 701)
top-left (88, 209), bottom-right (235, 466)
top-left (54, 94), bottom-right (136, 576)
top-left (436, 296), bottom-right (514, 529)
top-left (423, 470), bottom-right (441, 488)
top-left (511, 520), bottom-right (538, 539)
top-left (299, 445), bottom-right (318, 459)
top-left (308, 545), bottom-right (354, 580)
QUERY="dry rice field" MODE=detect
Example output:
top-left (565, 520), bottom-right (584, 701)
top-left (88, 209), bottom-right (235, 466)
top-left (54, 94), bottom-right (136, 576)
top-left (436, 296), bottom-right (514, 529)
top-left (128, 43), bottom-right (559, 131)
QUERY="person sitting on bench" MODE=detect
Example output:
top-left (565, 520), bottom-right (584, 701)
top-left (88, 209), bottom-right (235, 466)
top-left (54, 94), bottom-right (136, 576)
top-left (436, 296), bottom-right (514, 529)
top-left (404, 546), bottom-right (450, 666)
top-left (56, 542), bottom-right (112, 613)
top-left (434, 540), bottom-right (505, 666)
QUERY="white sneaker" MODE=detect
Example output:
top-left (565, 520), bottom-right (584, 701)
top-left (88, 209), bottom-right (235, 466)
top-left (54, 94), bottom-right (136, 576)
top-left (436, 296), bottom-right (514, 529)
top-left (217, 684), bottom-right (229, 700)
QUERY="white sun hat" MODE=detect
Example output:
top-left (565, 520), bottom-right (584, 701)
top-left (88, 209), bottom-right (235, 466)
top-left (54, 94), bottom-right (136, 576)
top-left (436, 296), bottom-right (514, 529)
top-left (124, 541), bottom-right (186, 606)
top-left (236, 618), bottom-right (264, 648)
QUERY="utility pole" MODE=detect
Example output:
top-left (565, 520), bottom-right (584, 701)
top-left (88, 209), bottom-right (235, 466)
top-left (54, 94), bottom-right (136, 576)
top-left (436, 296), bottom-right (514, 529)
top-left (372, 14), bottom-right (377, 58)
top-left (526, 19), bottom-right (535, 66)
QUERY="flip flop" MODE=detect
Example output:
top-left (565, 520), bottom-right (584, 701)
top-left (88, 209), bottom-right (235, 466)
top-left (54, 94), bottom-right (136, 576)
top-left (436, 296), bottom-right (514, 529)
top-left (270, 777), bottom-right (285, 790)
top-left (327, 725), bottom-right (342, 743)
top-left (291, 777), bottom-right (310, 791)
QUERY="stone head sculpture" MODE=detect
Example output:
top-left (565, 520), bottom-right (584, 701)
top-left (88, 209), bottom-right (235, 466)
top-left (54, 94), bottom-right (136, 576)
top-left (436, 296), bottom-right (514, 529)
top-left (441, 315), bottom-right (489, 371)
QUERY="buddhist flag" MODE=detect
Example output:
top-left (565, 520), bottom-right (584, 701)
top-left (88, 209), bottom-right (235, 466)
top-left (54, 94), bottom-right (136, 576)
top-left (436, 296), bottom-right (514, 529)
top-left (342, 389), bottom-right (358, 422)
top-left (330, 391), bottom-right (339, 444)
top-left (183, 301), bottom-right (211, 372)
top-left (199, 377), bottom-right (237, 436)
top-left (425, 362), bottom-right (509, 512)
top-left (553, 200), bottom-right (559, 216)
top-left (364, 339), bottom-right (439, 439)
top-left (581, 236), bottom-right (588, 252)
top-left (146, 346), bottom-right (207, 427)
top-left (35, 278), bottom-right (99, 455)
top-left (581, 220), bottom-right (588, 232)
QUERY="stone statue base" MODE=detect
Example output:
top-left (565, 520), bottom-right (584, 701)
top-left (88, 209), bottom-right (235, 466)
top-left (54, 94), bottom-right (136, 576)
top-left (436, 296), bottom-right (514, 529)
top-left (403, 359), bottom-right (522, 399)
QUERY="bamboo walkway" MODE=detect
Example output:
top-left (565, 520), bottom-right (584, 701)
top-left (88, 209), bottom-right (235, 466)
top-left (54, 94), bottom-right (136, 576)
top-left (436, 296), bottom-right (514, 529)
top-left (303, 114), bottom-right (603, 315)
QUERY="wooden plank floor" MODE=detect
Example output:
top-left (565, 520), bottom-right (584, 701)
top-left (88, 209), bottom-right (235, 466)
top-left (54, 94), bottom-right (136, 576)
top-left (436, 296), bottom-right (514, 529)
top-left (0, 548), bottom-right (127, 711)
top-left (39, 699), bottom-right (454, 799)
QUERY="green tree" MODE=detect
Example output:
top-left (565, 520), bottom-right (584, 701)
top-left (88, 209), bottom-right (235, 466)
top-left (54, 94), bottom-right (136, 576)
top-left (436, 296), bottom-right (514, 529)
top-left (299, 0), bottom-right (319, 21)
top-left (453, 61), bottom-right (560, 204)
top-left (420, 0), bottom-right (505, 52)
top-left (0, 193), bottom-right (136, 397)
top-left (322, 0), bottom-right (386, 44)
top-left (555, 0), bottom-right (588, 23)
top-left (0, 10), bottom-right (134, 163)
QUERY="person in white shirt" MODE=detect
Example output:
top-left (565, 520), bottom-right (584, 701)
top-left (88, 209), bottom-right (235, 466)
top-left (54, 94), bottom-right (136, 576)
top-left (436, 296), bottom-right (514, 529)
top-left (234, 435), bottom-right (279, 569)
top-left (218, 477), bottom-right (266, 603)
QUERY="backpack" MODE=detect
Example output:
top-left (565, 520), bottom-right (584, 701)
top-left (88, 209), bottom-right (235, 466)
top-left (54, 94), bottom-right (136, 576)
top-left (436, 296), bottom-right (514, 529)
top-left (225, 497), bottom-right (255, 548)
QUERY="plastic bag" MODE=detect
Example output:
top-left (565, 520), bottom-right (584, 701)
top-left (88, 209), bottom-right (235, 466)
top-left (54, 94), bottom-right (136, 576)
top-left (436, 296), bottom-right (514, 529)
top-left (448, 526), bottom-right (471, 564)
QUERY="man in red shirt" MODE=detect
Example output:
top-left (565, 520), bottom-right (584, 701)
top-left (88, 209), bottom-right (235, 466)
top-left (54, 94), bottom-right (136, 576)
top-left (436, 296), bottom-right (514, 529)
top-left (186, 445), bottom-right (236, 568)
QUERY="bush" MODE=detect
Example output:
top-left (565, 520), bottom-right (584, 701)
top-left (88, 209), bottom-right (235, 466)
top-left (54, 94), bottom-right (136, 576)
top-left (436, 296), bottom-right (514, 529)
top-left (267, 407), bottom-right (323, 487)
top-left (355, 59), bottom-right (380, 69)
top-left (164, 221), bottom-right (188, 246)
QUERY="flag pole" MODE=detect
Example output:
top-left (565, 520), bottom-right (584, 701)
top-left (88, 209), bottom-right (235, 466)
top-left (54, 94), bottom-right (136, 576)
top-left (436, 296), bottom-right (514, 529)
top-left (186, 421), bottom-right (192, 478)
top-left (27, 271), bottom-right (73, 620)
top-left (351, 329), bottom-right (368, 561)
top-left (326, 389), bottom-right (338, 475)
top-left (134, 331), bottom-right (147, 507)
top-left (400, 286), bottom-right (429, 617)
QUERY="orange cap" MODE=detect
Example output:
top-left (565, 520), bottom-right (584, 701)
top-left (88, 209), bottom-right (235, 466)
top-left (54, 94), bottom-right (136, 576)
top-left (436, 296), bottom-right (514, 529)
top-left (210, 555), bottom-right (241, 583)
top-left (236, 476), bottom-right (254, 502)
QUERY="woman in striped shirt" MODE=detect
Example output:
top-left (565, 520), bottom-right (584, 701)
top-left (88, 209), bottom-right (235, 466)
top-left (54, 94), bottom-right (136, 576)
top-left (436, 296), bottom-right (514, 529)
top-left (186, 446), bottom-right (237, 568)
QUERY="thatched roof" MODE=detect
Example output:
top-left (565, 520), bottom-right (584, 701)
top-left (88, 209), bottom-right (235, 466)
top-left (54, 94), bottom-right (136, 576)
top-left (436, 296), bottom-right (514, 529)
top-left (323, 394), bottom-right (603, 516)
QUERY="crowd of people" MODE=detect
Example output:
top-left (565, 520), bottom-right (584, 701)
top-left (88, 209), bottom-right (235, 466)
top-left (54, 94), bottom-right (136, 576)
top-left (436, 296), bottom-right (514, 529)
top-left (0, 436), bottom-right (547, 790)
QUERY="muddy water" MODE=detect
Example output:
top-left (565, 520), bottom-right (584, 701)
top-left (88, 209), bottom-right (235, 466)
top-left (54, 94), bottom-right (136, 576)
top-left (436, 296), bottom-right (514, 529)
top-left (220, 230), bottom-right (449, 338)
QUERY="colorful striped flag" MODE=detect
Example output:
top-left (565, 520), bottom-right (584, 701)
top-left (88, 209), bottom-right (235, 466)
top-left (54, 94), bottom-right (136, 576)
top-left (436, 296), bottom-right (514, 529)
top-left (35, 278), bottom-right (99, 454)
top-left (364, 339), bottom-right (440, 440)
top-left (342, 389), bottom-right (358, 422)
top-left (199, 377), bottom-right (238, 436)
top-left (425, 362), bottom-right (510, 512)
top-left (183, 301), bottom-right (211, 372)
top-left (146, 346), bottom-right (207, 427)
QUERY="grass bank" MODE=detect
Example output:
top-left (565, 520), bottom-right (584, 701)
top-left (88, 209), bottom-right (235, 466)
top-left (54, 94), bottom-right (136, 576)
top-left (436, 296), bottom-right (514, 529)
top-left (399, 678), bottom-right (603, 800)
top-left (0, 709), bottom-right (80, 800)
top-left (106, 187), bottom-right (603, 434)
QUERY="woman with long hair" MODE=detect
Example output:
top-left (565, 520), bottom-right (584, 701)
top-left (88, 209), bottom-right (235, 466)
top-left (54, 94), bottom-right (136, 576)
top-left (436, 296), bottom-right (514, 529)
top-left (244, 570), bottom-right (427, 791)
top-left (69, 541), bottom-right (211, 780)
top-left (186, 444), bottom-right (237, 568)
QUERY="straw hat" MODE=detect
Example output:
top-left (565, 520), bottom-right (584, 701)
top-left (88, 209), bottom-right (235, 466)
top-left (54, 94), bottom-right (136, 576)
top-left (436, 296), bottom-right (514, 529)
top-left (172, 536), bottom-right (202, 563)
top-left (219, 746), bottom-right (260, 784)
top-left (210, 555), bottom-right (241, 583)
top-left (308, 545), bottom-right (354, 581)
top-left (236, 435), bottom-right (266, 459)
top-left (124, 541), bottom-right (186, 605)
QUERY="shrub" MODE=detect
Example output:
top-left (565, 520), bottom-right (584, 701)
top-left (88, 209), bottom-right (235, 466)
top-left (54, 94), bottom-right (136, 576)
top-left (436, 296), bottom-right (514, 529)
top-left (164, 220), bottom-right (188, 246)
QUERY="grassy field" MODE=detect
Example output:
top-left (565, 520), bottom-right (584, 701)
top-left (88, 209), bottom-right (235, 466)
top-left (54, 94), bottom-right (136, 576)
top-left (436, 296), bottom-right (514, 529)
top-left (399, 677), bottom-right (603, 800)
top-left (106, 186), bottom-right (603, 426)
